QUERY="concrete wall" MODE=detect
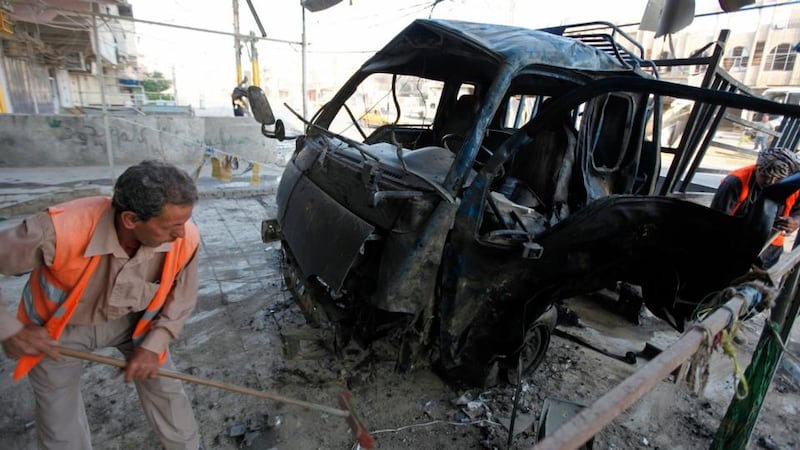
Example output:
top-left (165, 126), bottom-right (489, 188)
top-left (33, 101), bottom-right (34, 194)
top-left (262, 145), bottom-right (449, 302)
top-left (0, 114), bottom-right (279, 167)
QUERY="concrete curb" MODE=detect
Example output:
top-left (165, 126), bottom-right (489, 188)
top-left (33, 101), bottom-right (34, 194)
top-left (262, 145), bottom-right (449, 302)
top-left (0, 186), bottom-right (108, 218)
top-left (198, 185), bottom-right (277, 200)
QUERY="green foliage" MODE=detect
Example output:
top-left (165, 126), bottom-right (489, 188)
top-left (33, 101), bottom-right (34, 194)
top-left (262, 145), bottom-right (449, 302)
top-left (142, 71), bottom-right (174, 101)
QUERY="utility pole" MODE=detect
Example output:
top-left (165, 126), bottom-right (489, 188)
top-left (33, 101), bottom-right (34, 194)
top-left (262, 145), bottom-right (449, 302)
top-left (249, 31), bottom-right (259, 87)
top-left (298, 0), bottom-right (342, 119)
top-left (232, 0), bottom-right (243, 85)
top-left (301, 4), bottom-right (308, 119)
top-left (171, 64), bottom-right (177, 104)
top-left (92, 3), bottom-right (115, 182)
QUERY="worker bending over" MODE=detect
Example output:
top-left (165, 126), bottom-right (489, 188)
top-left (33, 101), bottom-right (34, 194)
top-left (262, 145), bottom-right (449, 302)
top-left (0, 160), bottom-right (201, 449)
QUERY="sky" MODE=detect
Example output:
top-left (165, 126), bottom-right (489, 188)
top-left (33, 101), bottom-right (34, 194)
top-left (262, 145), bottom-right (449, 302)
top-left (125, 0), bottom-right (772, 115)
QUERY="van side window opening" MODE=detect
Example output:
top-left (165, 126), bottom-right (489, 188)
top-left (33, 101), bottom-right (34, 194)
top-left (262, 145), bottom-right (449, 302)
top-left (587, 94), bottom-right (634, 171)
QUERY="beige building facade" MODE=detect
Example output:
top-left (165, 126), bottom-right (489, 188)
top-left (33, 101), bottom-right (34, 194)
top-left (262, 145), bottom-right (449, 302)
top-left (635, 1), bottom-right (800, 94)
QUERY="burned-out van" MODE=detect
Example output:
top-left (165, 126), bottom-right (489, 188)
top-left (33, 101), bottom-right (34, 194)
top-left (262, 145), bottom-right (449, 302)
top-left (248, 19), bottom-right (800, 386)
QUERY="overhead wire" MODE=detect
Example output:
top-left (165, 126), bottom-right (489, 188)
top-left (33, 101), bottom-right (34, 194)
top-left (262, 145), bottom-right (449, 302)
top-left (319, 0), bottom-right (436, 27)
top-left (295, 0), bottom-right (440, 54)
top-left (616, 0), bottom-right (800, 28)
top-left (7, 1), bottom-right (303, 45)
top-left (29, 20), bottom-right (90, 32)
top-left (14, 0), bottom-right (487, 60)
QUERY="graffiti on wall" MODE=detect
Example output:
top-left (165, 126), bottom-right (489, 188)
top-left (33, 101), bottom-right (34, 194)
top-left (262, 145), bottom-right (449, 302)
top-left (49, 118), bottom-right (170, 160)
top-left (0, 115), bottom-right (277, 166)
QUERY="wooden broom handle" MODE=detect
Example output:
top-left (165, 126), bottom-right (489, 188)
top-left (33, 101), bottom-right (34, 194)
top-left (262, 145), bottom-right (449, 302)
top-left (55, 345), bottom-right (349, 417)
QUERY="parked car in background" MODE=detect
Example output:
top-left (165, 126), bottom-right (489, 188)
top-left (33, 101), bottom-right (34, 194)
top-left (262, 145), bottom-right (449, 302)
top-left (248, 19), bottom-right (800, 387)
top-left (757, 86), bottom-right (800, 134)
top-left (762, 86), bottom-right (800, 107)
top-left (359, 109), bottom-right (390, 128)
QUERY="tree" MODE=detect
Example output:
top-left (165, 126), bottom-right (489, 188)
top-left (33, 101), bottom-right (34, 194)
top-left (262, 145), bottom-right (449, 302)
top-left (142, 71), bottom-right (174, 101)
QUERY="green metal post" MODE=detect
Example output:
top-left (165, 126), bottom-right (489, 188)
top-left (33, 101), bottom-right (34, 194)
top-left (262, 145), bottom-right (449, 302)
top-left (711, 264), bottom-right (800, 449)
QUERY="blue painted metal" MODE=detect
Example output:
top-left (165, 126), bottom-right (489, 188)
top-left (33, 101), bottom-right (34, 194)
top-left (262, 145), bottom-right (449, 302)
top-left (118, 78), bottom-right (141, 86)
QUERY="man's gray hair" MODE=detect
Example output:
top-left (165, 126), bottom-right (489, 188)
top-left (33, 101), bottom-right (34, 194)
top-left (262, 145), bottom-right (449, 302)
top-left (756, 147), bottom-right (800, 180)
top-left (112, 160), bottom-right (198, 221)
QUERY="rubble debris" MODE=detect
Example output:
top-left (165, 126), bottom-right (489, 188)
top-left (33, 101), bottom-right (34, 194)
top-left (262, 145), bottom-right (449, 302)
top-left (537, 397), bottom-right (593, 448)
top-left (224, 413), bottom-right (280, 447)
top-left (498, 411), bottom-right (536, 436)
top-left (226, 422), bottom-right (247, 437)
top-left (453, 392), bottom-right (473, 406)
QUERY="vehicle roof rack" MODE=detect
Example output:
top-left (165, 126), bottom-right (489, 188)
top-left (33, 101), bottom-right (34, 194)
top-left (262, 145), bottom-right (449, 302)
top-left (539, 21), bottom-right (654, 74)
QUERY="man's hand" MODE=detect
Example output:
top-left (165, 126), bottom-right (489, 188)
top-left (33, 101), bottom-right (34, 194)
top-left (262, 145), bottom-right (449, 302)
top-left (125, 346), bottom-right (160, 382)
top-left (1, 324), bottom-right (61, 361)
top-left (774, 216), bottom-right (800, 233)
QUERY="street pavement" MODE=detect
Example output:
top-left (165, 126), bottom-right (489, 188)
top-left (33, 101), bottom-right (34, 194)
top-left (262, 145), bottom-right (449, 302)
top-left (1, 150), bottom-right (800, 448)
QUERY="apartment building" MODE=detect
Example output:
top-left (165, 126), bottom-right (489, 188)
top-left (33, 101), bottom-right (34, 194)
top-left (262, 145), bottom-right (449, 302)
top-left (0, 0), bottom-right (140, 113)
top-left (636, 0), bottom-right (800, 95)
top-left (0, 0), bottom-right (797, 115)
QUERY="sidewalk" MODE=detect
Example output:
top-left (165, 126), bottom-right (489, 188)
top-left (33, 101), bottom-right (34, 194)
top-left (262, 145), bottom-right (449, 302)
top-left (0, 161), bottom-right (285, 219)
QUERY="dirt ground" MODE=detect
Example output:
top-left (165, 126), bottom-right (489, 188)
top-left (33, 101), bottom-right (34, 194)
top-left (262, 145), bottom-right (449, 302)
top-left (1, 194), bottom-right (799, 450)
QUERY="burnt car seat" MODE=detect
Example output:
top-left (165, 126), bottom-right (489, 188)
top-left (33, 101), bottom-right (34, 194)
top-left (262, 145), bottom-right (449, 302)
top-left (439, 94), bottom-right (480, 151)
top-left (509, 112), bottom-right (578, 225)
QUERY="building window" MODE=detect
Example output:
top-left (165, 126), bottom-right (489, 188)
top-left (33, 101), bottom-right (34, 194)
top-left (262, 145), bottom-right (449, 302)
top-left (725, 46), bottom-right (749, 71)
top-left (767, 43), bottom-right (796, 71)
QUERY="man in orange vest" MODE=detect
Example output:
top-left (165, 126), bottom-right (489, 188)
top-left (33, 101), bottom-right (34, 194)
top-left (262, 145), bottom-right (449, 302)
top-left (710, 146), bottom-right (800, 268)
top-left (0, 160), bottom-right (202, 449)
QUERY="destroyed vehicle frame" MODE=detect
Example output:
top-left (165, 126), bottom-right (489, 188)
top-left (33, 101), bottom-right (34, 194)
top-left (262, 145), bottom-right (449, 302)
top-left (251, 19), bottom-right (800, 386)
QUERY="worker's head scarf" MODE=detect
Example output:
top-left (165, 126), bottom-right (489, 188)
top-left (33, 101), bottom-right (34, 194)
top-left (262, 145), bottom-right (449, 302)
top-left (756, 147), bottom-right (800, 180)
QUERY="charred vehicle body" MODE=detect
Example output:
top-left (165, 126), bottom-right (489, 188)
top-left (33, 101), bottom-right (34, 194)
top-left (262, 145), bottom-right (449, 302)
top-left (251, 20), bottom-right (800, 386)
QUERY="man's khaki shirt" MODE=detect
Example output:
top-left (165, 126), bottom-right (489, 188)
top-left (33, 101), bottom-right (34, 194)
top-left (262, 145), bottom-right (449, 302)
top-left (0, 205), bottom-right (199, 354)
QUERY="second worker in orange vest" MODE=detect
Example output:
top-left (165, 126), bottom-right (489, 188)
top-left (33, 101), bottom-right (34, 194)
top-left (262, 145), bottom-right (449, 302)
top-left (0, 160), bottom-right (202, 450)
top-left (711, 146), bottom-right (800, 268)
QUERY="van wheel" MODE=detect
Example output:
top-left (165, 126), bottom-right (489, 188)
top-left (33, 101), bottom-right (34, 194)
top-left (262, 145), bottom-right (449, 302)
top-left (503, 306), bottom-right (557, 385)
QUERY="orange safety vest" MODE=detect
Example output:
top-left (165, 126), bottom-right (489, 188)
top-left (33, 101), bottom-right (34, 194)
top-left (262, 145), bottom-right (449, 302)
top-left (728, 164), bottom-right (800, 247)
top-left (14, 196), bottom-right (199, 380)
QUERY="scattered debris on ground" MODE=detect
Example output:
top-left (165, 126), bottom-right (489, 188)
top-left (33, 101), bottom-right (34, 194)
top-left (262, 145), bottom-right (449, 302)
top-left (1, 196), bottom-right (798, 449)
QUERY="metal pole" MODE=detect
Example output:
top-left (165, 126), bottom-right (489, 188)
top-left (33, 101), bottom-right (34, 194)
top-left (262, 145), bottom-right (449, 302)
top-left (301, 2), bottom-right (308, 119)
top-left (233, 0), bottom-right (243, 85)
top-left (711, 255), bottom-right (800, 449)
top-left (250, 31), bottom-right (260, 87)
top-left (531, 293), bottom-right (755, 450)
top-left (92, 3), bottom-right (115, 182)
top-left (530, 246), bottom-right (800, 450)
top-left (244, 0), bottom-right (267, 37)
top-left (171, 65), bottom-right (178, 104)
